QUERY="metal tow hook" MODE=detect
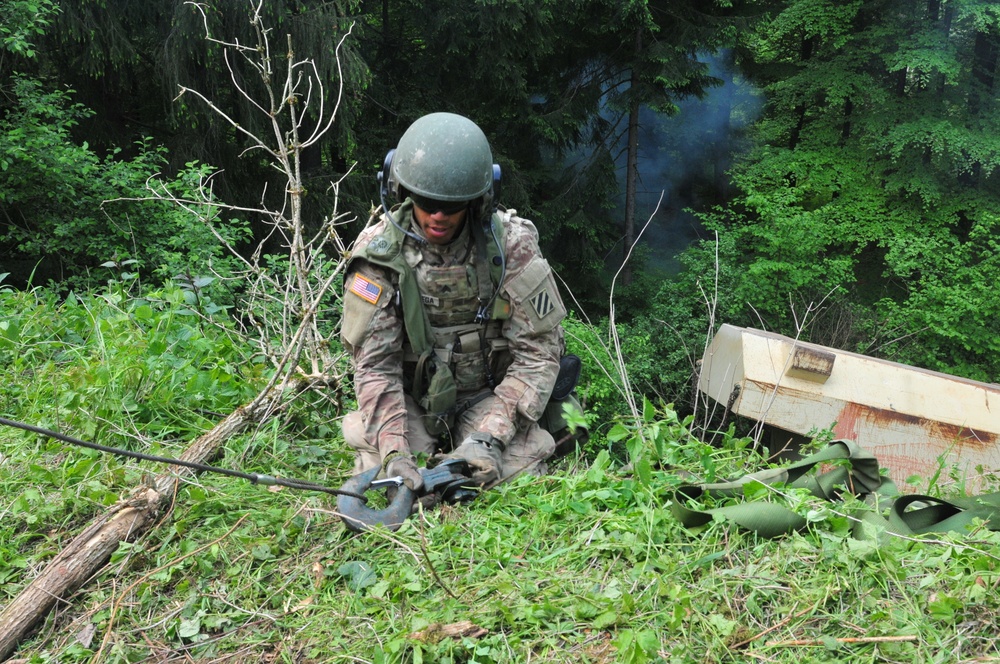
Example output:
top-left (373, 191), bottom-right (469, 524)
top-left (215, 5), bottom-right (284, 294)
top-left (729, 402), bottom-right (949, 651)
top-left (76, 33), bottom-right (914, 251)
top-left (337, 459), bottom-right (478, 533)
top-left (337, 466), bottom-right (415, 533)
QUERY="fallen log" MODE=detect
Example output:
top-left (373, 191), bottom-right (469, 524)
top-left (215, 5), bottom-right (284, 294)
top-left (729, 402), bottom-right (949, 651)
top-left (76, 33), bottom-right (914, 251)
top-left (0, 380), bottom-right (301, 661)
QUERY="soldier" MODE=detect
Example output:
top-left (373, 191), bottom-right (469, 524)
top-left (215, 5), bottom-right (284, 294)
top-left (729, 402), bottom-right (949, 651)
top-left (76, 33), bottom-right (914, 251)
top-left (340, 112), bottom-right (577, 493)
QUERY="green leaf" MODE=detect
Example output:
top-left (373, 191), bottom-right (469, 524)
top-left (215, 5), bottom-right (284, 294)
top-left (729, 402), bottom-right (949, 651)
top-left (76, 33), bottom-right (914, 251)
top-left (642, 397), bottom-right (656, 423)
top-left (636, 629), bottom-right (659, 652)
top-left (707, 613), bottom-right (739, 637)
top-left (820, 635), bottom-right (843, 651)
top-left (338, 561), bottom-right (376, 591)
top-left (742, 480), bottom-right (769, 501)
top-left (592, 610), bottom-right (617, 629)
top-left (251, 544), bottom-right (275, 561)
top-left (635, 458), bottom-right (652, 487)
top-left (178, 617), bottom-right (201, 639)
top-left (607, 424), bottom-right (630, 442)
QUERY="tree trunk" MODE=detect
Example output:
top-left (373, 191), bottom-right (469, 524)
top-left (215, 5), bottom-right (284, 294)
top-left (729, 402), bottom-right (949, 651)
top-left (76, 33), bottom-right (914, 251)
top-left (714, 53), bottom-right (735, 203)
top-left (971, 30), bottom-right (999, 102)
top-left (934, 1), bottom-right (954, 96)
top-left (841, 97), bottom-right (853, 142)
top-left (0, 380), bottom-right (301, 661)
top-left (622, 28), bottom-right (642, 287)
top-left (967, 28), bottom-right (998, 185)
top-left (789, 36), bottom-right (814, 150)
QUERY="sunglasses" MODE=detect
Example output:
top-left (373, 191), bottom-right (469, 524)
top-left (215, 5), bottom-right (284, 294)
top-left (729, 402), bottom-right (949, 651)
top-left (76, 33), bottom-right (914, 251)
top-left (411, 196), bottom-right (468, 215)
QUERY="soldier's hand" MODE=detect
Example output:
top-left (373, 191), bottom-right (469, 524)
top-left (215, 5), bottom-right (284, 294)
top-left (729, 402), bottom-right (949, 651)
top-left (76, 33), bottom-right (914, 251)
top-left (386, 454), bottom-right (424, 492)
top-left (444, 432), bottom-right (505, 486)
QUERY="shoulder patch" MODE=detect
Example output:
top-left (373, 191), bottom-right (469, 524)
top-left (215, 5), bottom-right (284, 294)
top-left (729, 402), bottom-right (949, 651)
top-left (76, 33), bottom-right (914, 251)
top-left (349, 272), bottom-right (383, 305)
top-left (529, 288), bottom-right (556, 320)
top-left (505, 255), bottom-right (567, 334)
top-left (368, 235), bottom-right (395, 258)
top-left (341, 268), bottom-right (392, 348)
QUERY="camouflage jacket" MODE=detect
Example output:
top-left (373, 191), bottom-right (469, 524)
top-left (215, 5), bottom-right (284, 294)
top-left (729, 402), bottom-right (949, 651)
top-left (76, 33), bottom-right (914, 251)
top-left (341, 202), bottom-right (566, 460)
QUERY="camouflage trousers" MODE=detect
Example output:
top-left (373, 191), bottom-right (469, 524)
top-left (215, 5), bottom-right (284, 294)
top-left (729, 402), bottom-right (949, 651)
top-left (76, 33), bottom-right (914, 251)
top-left (342, 390), bottom-right (555, 484)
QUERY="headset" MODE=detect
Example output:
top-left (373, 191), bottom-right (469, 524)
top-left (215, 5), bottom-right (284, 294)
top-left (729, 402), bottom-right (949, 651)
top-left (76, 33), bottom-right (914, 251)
top-left (377, 148), bottom-right (422, 245)
top-left (376, 148), bottom-right (397, 203)
top-left (378, 149), bottom-right (502, 210)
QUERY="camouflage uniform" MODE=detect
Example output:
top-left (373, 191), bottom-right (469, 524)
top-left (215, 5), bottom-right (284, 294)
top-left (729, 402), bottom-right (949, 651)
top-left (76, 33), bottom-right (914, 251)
top-left (341, 201), bottom-right (566, 482)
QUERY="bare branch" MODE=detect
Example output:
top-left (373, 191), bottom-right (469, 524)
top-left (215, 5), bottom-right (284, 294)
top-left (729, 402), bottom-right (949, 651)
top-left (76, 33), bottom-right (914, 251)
top-left (608, 190), bottom-right (665, 425)
top-left (160, 5), bottom-right (356, 388)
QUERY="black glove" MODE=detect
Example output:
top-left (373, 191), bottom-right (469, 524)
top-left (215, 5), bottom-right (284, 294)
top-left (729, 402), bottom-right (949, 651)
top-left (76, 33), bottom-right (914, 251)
top-left (435, 432), bottom-right (505, 486)
top-left (384, 453), bottom-right (424, 492)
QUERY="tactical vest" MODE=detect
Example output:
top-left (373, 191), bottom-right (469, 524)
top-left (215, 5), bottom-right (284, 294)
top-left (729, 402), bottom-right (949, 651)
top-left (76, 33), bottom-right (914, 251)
top-left (348, 201), bottom-right (513, 434)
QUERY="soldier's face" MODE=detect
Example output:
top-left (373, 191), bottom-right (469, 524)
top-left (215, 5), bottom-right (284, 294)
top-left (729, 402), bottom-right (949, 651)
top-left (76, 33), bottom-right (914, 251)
top-left (413, 203), bottom-right (468, 245)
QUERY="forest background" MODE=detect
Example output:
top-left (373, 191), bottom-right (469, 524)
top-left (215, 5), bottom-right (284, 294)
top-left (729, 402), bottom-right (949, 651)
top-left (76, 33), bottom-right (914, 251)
top-left (2, 0), bottom-right (1000, 662)
top-left (6, 0), bottom-right (1000, 394)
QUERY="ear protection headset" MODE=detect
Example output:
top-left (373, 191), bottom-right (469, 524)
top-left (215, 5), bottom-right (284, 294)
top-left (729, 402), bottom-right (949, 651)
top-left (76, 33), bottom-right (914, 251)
top-left (376, 148), bottom-right (422, 245)
top-left (377, 149), bottom-right (397, 203)
top-left (377, 149), bottom-right (502, 211)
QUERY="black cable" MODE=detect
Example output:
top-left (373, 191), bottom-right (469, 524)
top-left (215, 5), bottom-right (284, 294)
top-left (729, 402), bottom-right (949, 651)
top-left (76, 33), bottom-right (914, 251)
top-left (0, 416), bottom-right (366, 500)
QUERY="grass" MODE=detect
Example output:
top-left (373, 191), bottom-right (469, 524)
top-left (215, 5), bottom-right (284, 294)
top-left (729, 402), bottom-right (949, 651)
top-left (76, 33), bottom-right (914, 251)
top-left (2, 284), bottom-right (1000, 664)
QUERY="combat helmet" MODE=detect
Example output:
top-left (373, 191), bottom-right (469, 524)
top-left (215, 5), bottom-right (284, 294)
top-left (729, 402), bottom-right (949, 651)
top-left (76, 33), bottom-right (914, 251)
top-left (390, 113), bottom-right (494, 202)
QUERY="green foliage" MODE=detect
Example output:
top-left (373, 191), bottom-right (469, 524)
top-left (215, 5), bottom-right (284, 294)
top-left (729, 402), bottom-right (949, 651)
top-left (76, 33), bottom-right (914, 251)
top-left (5, 316), bottom-right (1000, 662)
top-left (3, 278), bottom-right (1000, 662)
top-left (877, 212), bottom-right (1000, 379)
top-left (0, 0), bottom-right (58, 57)
top-left (561, 315), bottom-right (628, 440)
top-left (0, 281), bottom-right (262, 443)
top-left (0, 76), bottom-right (250, 293)
top-left (649, 0), bottom-right (1000, 388)
top-left (0, 280), bottom-right (271, 633)
top-left (0, 0), bottom-right (367, 264)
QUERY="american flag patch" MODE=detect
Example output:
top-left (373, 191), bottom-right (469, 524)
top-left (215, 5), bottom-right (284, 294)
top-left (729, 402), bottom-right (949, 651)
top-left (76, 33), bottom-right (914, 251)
top-left (350, 273), bottom-right (382, 305)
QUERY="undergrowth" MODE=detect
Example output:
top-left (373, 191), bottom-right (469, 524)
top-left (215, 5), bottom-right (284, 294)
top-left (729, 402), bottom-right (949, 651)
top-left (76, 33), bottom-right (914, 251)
top-left (2, 283), bottom-right (999, 664)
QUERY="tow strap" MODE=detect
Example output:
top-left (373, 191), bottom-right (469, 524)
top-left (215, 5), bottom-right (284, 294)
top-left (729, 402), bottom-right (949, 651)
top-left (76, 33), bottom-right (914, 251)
top-left (671, 439), bottom-right (1000, 540)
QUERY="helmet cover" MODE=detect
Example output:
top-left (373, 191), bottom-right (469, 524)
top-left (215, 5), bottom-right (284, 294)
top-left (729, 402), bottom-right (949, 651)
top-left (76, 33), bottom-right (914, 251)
top-left (391, 113), bottom-right (493, 202)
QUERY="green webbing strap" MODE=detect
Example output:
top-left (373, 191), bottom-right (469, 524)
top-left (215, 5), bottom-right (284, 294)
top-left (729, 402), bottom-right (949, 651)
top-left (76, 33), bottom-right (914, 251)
top-left (888, 493), bottom-right (1000, 536)
top-left (670, 440), bottom-right (1000, 540)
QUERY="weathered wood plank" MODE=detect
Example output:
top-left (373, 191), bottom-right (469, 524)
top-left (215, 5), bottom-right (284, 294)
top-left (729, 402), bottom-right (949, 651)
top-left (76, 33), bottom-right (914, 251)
top-left (699, 324), bottom-right (1000, 491)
